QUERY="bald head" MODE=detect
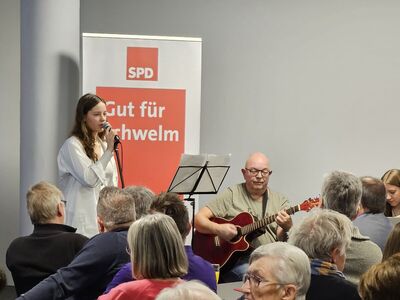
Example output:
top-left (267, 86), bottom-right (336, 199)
top-left (242, 152), bottom-right (271, 197)
top-left (245, 152), bottom-right (270, 169)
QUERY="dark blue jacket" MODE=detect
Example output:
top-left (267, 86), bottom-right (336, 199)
top-left (18, 227), bottom-right (130, 300)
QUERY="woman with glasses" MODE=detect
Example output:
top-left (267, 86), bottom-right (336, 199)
top-left (288, 209), bottom-right (361, 300)
top-left (239, 242), bottom-right (310, 300)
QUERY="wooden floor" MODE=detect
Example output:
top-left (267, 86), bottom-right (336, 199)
top-left (0, 286), bottom-right (17, 299)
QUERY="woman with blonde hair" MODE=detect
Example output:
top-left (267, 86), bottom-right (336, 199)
top-left (57, 93), bottom-right (118, 237)
top-left (99, 213), bottom-right (188, 300)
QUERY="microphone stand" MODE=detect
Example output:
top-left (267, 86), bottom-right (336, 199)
top-left (114, 140), bottom-right (125, 188)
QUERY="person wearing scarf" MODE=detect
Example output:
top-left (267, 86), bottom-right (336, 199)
top-left (288, 209), bottom-right (361, 300)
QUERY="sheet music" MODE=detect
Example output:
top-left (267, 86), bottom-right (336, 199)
top-left (195, 154), bottom-right (231, 192)
top-left (168, 153), bottom-right (231, 194)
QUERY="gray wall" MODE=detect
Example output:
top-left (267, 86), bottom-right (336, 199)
top-left (0, 0), bottom-right (20, 283)
top-left (82, 0), bottom-right (400, 206)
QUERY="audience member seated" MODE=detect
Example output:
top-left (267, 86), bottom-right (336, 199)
top-left (240, 242), bottom-right (310, 300)
top-left (382, 222), bottom-right (400, 260)
top-left (353, 176), bottom-right (392, 251)
top-left (0, 267), bottom-right (6, 291)
top-left (289, 208), bottom-right (360, 300)
top-left (6, 181), bottom-right (88, 296)
top-left (156, 281), bottom-right (221, 300)
top-left (105, 192), bottom-right (217, 293)
top-left (381, 169), bottom-right (400, 219)
top-left (358, 252), bottom-right (400, 300)
top-left (17, 186), bottom-right (135, 300)
top-left (124, 186), bottom-right (155, 219)
top-left (99, 213), bottom-right (188, 300)
top-left (103, 186), bottom-right (155, 293)
top-left (320, 171), bottom-right (382, 284)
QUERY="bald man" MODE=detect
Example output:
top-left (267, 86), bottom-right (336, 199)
top-left (194, 152), bottom-right (292, 282)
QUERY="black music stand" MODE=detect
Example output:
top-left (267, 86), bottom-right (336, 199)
top-left (168, 154), bottom-right (230, 245)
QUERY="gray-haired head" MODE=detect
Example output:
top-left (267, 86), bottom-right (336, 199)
top-left (249, 242), bottom-right (311, 300)
top-left (321, 171), bottom-right (362, 219)
top-left (360, 176), bottom-right (386, 214)
top-left (26, 181), bottom-right (64, 224)
top-left (288, 208), bottom-right (352, 261)
top-left (97, 186), bottom-right (136, 231)
top-left (156, 281), bottom-right (221, 300)
top-left (123, 186), bottom-right (155, 219)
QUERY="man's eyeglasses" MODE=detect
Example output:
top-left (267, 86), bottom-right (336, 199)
top-left (243, 273), bottom-right (281, 287)
top-left (245, 168), bottom-right (272, 177)
top-left (61, 200), bottom-right (67, 205)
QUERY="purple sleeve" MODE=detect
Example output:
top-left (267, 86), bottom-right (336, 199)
top-left (104, 262), bottom-right (133, 294)
top-left (184, 248), bottom-right (217, 292)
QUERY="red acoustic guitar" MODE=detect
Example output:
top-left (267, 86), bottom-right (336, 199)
top-left (192, 197), bottom-right (320, 269)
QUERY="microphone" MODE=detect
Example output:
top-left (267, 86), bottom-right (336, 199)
top-left (102, 122), bottom-right (121, 147)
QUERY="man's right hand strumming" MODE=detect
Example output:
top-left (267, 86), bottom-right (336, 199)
top-left (215, 223), bottom-right (238, 241)
top-left (195, 206), bottom-right (238, 241)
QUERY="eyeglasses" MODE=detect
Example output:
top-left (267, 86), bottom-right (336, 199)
top-left (243, 273), bottom-right (281, 287)
top-left (61, 200), bottom-right (67, 205)
top-left (245, 168), bottom-right (272, 177)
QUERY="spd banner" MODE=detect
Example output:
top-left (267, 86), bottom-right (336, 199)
top-left (82, 33), bottom-right (202, 193)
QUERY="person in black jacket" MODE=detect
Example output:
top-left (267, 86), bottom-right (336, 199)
top-left (6, 181), bottom-right (88, 296)
top-left (17, 186), bottom-right (136, 300)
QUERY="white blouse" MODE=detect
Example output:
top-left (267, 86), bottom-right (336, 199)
top-left (57, 136), bottom-right (118, 237)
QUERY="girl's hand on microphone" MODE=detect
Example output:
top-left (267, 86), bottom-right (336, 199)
top-left (105, 127), bottom-right (116, 152)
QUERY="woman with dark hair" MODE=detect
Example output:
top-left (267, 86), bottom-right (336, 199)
top-left (57, 93), bottom-right (117, 237)
top-left (382, 222), bottom-right (400, 261)
top-left (381, 169), bottom-right (400, 217)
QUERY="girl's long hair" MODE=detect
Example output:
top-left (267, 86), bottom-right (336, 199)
top-left (71, 93), bottom-right (106, 161)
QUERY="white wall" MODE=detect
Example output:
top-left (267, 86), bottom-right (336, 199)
top-left (0, 0), bottom-right (20, 283)
top-left (81, 0), bottom-right (400, 209)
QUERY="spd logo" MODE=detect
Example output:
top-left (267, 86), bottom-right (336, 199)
top-left (126, 47), bottom-right (158, 81)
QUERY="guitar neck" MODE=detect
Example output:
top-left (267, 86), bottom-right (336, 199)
top-left (241, 205), bottom-right (300, 236)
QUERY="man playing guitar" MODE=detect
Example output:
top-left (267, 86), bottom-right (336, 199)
top-left (194, 152), bottom-right (293, 283)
